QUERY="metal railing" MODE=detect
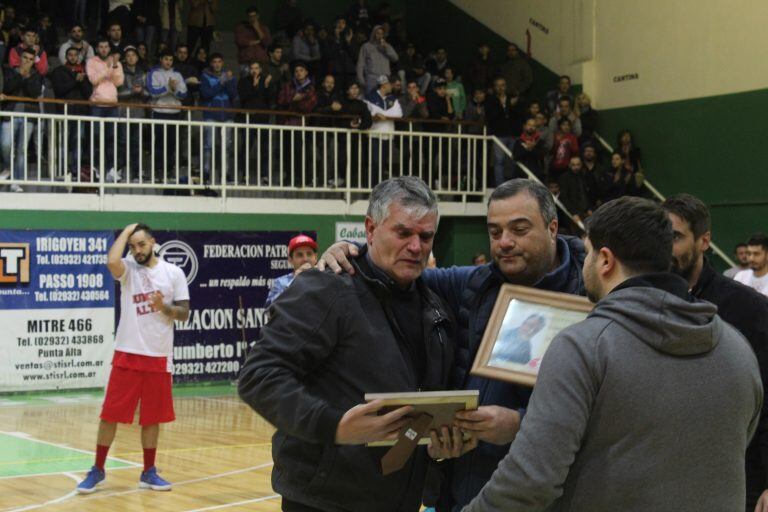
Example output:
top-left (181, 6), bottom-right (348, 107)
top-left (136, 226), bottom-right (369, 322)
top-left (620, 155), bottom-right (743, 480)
top-left (0, 97), bottom-right (488, 204)
top-left (594, 133), bottom-right (736, 268)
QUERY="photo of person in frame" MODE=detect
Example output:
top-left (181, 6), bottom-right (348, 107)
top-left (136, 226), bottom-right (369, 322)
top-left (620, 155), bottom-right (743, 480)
top-left (490, 312), bottom-right (548, 366)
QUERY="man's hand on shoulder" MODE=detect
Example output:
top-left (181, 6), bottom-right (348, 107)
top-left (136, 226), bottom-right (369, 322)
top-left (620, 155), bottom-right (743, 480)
top-left (316, 241), bottom-right (359, 275)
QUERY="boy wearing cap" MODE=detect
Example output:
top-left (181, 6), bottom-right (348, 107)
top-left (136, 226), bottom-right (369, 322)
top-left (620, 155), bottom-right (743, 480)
top-left (265, 234), bottom-right (318, 308)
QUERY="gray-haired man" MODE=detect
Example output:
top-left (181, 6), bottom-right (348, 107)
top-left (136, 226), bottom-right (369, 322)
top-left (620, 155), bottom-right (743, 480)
top-left (238, 176), bottom-right (458, 512)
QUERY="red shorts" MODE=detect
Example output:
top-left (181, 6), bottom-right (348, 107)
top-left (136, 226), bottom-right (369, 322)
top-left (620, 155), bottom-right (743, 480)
top-left (100, 366), bottom-right (175, 426)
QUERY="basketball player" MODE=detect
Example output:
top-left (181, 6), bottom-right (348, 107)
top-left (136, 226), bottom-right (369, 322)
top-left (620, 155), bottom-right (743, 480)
top-left (76, 223), bottom-right (190, 493)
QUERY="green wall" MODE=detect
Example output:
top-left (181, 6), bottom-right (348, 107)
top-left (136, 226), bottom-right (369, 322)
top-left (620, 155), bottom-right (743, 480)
top-left (599, 89), bottom-right (768, 263)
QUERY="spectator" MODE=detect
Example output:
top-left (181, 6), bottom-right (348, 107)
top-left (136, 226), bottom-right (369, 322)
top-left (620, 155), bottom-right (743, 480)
top-left (486, 77), bottom-right (525, 186)
top-left (86, 40), bottom-right (124, 180)
top-left (146, 48), bottom-right (187, 177)
top-left (133, 0), bottom-right (161, 54)
top-left (199, 52), bottom-right (238, 181)
top-left (277, 62), bottom-right (317, 186)
top-left (265, 44), bottom-right (289, 102)
top-left (174, 43), bottom-right (200, 106)
top-left (472, 253), bottom-right (487, 265)
top-left (36, 15), bottom-right (57, 56)
top-left (468, 42), bottom-right (495, 93)
top-left (136, 41), bottom-right (150, 69)
top-left (317, 25), bottom-right (332, 79)
top-left (425, 78), bottom-right (453, 130)
top-left (512, 118), bottom-right (546, 181)
top-left (264, 234), bottom-right (318, 309)
top-left (237, 60), bottom-right (272, 183)
top-left (292, 21), bottom-right (321, 77)
top-left (499, 43), bottom-right (532, 97)
top-left (550, 117), bottom-right (579, 181)
top-left (8, 27), bottom-right (48, 76)
top-left (235, 6), bottom-right (272, 69)
top-left (580, 143), bottom-right (603, 208)
top-left (107, 0), bottom-right (134, 36)
top-left (340, 81), bottom-right (372, 130)
top-left (187, 0), bottom-right (218, 54)
top-left (463, 87), bottom-right (486, 134)
top-left (2, 6), bottom-right (20, 51)
top-left (548, 96), bottom-right (582, 138)
top-left (365, 75), bottom-right (401, 184)
top-left (356, 24), bottom-right (398, 93)
top-left (59, 23), bottom-right (95, 64)
top-left (51, 46), bottom-right (93, 173)
top-left (409, 58), bottom-right (432, 96)
top-left (328, 16), bottom-right (356, 90)
top-left (426, 47), bottom-right (450, 80)
top-left (314, 74), bottom-right (342, 124)
top-left (396, 42), bottom-right (417, 85)
top-left (346, 0), bottom-right (371, 30)
top-left (575, 92), bottom-right (598, 144)
top-left (600, 151), bottom-right (640, 202)
top-left (193, 46), bottom-right (208, 75)
top-left (528, 100), bottom-right (542, 118)
top-left (443, 66), bottom-right (466, 119)
top-left (273, 0), bottom-right (303, 39)
top-left (546, 74), bottom-right (574, 114)
top-left (557, 155), bottom-right (592, 226)
top-left (117, 46), bottom-right (149, 177)
top-left (534, 111), bottom-right (553, 159)
top-left (617, 129), bottom-right (643, 173)
top-left (735, 234), bottom-right (768, 296)
top-left (397, 79), bottom-right (428, 120)
top-left (159, 0), bottom-right (183, 52)
top-left (1, 48), bottom-right (43, 192)
top-left (724, 243), bottom-right (750, 279)
top-left (106, 22), bottom-right (129, 55)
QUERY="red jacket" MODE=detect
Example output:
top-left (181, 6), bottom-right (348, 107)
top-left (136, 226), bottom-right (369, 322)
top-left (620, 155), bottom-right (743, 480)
top-left (551, 132), bottom-right (579, 170)
top-left (277, 80), bottom-right (317, 126)
top-left (9, 45), bottom-right (48, 76)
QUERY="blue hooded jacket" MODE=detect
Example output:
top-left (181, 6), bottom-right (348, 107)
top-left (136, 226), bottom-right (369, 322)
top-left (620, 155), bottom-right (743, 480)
top-left (421, 235), bottom-right (586, 511)
top-left (199, 67), bottom-right (238, 121)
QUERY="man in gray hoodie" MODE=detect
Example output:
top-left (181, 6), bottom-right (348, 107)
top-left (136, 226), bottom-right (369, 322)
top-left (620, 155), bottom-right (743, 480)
top-left (463, 196), bottom-right (763, 512)
top-left (356, 25), bottom-right (398, 94)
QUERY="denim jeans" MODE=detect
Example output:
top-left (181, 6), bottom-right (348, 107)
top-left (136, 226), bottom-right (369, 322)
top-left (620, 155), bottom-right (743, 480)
top-left (1, 118), bottom-right (36, 179)
top-left (203, 125), bottom-right (235, 182)
top-left (493, 135), bottom-right (516, 187)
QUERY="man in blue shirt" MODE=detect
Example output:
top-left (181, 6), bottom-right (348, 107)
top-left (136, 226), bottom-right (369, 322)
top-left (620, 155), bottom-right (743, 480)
top-left (265, 234), bottom-right (318, 308)
top-left (319, 179), bottom-right (586, 511)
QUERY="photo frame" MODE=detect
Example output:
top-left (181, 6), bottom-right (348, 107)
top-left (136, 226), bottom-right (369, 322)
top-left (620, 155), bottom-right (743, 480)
top-left (471, 284), bottom-right (593, 386)
top-left (364, 390), bottom-right (479, 446)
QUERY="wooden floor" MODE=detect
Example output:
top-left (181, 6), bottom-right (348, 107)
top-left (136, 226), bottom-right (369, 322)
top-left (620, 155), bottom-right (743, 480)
top-left (0, 386), bottom-right (282, 512)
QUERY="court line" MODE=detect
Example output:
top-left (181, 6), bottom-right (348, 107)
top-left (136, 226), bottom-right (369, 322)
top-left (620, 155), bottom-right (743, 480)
top-left (0, 465), bottom-right (135, 481)
top-left (0, 432), bottom-right (141, 468)
top-left (182, 493), bottom-right (281, 512)
top-left (3, 472), bottom-right (80, 512)
top-left (78, 461), bottom-right (275, 502)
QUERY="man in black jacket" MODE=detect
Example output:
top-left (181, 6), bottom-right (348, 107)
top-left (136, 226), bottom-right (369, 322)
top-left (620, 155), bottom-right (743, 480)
top-left (662, 193), bottom-right (768, 512)
top-left (486, 77), bottom-right (525, 186)
top-left (238, 177), bottom-right (456, 512)
top-left (50, 47), bottom-right (94, 175)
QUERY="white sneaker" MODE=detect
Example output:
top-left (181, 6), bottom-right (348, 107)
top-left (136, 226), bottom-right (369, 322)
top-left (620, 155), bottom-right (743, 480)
top-left (10, 184), bottom-right (24, 192)
top-left (0, 169), bottom-right (9, 180)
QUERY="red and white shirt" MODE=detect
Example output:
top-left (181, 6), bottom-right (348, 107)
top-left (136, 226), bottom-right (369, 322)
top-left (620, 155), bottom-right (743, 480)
top-left (114, 257), bottom-right (189, 372)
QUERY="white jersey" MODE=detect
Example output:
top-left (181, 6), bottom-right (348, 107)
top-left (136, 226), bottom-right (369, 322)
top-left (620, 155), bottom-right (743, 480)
top-left (734, 269), bottom-right (768, 297)
top-left (114, 257), bottom-right (190, 370)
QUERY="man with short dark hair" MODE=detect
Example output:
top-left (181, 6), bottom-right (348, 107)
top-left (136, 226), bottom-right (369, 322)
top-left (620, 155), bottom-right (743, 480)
top-left (725, 242), bottom-right (750, 279)
top-left (264, 234), bottom-right (318, 308)
top-left (76, 223), bottom-right (190, 494)
top-left (499, 43), bottom-right (532, 97)
top-left (513, 117), bottom-right (546, 181)
top-left (548, 96), bottom-right (581, 138)
top-left (51, 46), bottom-right (93, 175)
top-left (107, 22), bottom-right (129, 55)
top-left (464, 196), bottom-right (763, 512)
top-left (174, 43), bottom-right (201, 106)
top-left (59, 23), bottom-right (94, 64)
top-left (318, 179), bottom-right (587, 511)
top-left (662, 193), bottom-right (768, 511)
top-left (147, 49), bottom-right (187, 176)
top-left (736, 234), bottom-right (768, 296)
top-left (86, 39), bottom-right (124, 180)
top-left (468, 42), bottom-right (494, 94)
top-left (558, 155), bottom-right (592, 225)
top-left (486, 77), bottom-right (525, 186)
top-left (546, 74), bottom-right (574, 115)
top-left (239, 177), bottom-right (456, 512)
top-left (235, 6), bottom-right (272, 68)
top-left (8, 26), bottom-right (48, 75)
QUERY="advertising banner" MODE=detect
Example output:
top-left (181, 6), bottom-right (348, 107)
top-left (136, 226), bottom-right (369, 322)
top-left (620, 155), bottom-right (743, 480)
top-left (0, 230), bottom-right (115, 391)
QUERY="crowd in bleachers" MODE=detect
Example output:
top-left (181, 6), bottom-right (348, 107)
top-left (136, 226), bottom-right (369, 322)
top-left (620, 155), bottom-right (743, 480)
top-left (0, 0), bottom-right (649, 210)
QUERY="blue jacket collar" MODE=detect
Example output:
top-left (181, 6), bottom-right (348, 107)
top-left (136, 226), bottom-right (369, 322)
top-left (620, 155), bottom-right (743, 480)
top-left (488, 236), bottom-right (578, 293)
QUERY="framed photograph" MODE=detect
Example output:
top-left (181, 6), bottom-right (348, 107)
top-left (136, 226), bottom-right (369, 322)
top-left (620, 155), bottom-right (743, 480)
top-left (364, 390), bottom-right (479, 446)
top-left (471, 284), bottom-right (593, 386)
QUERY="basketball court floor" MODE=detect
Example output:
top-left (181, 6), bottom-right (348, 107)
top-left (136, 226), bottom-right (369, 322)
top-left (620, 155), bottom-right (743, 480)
top-left (0, 383), bottom-right (282, 511)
